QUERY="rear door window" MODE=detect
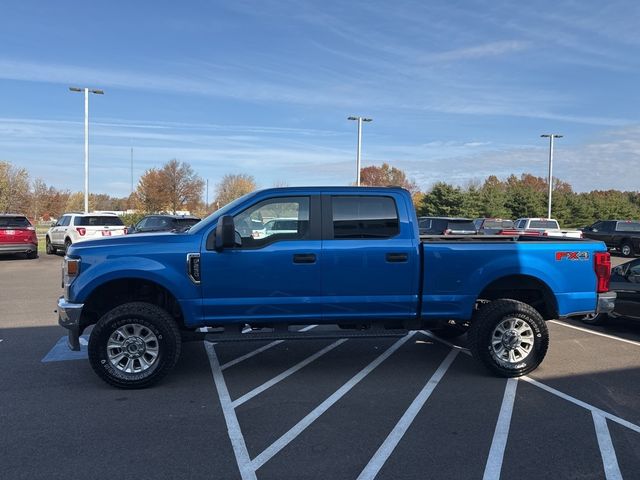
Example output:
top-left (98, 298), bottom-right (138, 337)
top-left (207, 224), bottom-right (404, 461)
top-left (331, 196), bottom-right (399, 239)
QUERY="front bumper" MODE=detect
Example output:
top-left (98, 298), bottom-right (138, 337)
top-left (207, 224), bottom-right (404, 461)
top-left (596, 291), bottom-right (616, 314)
top-left (57, 296), bottom-right (84, 351)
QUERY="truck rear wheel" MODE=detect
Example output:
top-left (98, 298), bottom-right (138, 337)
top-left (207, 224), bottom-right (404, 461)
top-left (468, 299), bottom-right (548, 377)
top-left (88, 302), bottom-right (181, 389)
top-left (620, 242), bottom-right (634, 257)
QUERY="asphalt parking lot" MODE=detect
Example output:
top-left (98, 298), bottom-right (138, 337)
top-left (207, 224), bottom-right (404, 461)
top-left (1, 253), bottom-right (639, 480)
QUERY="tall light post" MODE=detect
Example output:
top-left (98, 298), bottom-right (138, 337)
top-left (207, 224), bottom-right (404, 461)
top-left (540, 133), bottom-right (563, 219)
top-left (69, 87), bottom-right (104, 213)
top-left (348, 116), bottom-right (372, 186)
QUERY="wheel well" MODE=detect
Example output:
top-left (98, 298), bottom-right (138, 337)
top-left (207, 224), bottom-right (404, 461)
top-left (80, 279), bottom-right (185, 333)
top-left (477, 275), bottom-right (558, 320)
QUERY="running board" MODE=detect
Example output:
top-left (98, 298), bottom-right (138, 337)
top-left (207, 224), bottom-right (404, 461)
top-left (201, 327), bottom-right (410, 343)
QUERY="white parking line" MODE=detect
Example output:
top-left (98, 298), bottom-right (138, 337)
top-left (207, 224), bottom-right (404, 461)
top-left (592, 412), bottom-right (623, 480)
top-left (483, 378), bottom-right (518, 480)
top-left (220, 325), bottom-right (318, 371)
top-left (421, 330), bottom-right (640, 435)
top-left (356, 349), bottom-right (459, 480)
top-left (520, 376), bottom-right (640, 434)
top-left (549, 320), bottom-right (640, 347)
top-left (250, 332), bottom-right (417, 472)
top-left (204, 342), bottom-right (256, 480)
top-left (231, 339), bottom-right (348, 408)
top-left (221, 340), bottom-right (284, 371)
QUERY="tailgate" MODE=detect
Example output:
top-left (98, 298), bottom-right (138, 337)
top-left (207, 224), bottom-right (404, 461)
top-left (0, 227), bottom-right (36, 244)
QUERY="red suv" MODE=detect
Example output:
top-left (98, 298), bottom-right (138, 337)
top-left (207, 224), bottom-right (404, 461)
top-left (0, 215), bottom-right (38, 259)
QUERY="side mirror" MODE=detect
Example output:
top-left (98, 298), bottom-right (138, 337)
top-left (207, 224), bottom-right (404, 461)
top-left (612, 265), bottom-right (624, 276)
top-left (215, 215), bottom-right (236, 251)
top-left (51, 221), bottom-right (57, 227)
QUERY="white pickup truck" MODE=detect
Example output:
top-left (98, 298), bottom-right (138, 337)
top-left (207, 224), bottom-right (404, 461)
top-left (514, 218), bottom-right (583, 238)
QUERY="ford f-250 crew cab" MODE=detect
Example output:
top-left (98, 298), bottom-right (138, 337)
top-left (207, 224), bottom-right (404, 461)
top-left (57, 187), bottom-right (615, 388)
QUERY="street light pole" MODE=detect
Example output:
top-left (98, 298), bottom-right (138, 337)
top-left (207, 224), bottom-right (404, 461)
top-left (69, 86), bottom-right (104, 213)
top-left (348, 116), bottom-right (372, 186)
top-left (541, 134), bottom-right (563, 219)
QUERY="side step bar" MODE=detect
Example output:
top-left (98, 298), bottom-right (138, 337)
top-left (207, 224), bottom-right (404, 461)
top-left (193, 326), bottom-right (410, 343)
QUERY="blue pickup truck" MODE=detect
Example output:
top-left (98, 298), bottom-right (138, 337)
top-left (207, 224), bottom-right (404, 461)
top-left (57, 187), bottom-right (615, 388)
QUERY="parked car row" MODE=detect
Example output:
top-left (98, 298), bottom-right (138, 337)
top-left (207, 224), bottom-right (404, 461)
top-left (418, 216), bottom-right (582, 237)
top-left (45, 213), bottom-right (202, 254)
top-left (0, 212), bottom-right (202, 260)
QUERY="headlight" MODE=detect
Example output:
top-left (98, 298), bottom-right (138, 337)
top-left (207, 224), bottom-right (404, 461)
top-left (62, 257), bottom-right (81, 299)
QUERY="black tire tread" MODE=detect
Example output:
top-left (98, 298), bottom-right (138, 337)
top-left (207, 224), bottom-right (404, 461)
top-left (468, 299), bottom-right (549, 377)
top-left (88, 302), bottom-right (181, 389)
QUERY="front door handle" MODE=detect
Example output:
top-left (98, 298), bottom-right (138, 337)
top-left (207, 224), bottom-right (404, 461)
top-left (386, 253), bottom-right (408, 263)
top-left (293, 253), bottom-right (316, 264)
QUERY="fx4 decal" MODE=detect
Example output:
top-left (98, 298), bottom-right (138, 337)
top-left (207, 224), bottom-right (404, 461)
top-left (555, 251), bottom-right (589, 261)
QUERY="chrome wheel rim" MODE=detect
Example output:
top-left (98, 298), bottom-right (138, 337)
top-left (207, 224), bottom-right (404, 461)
top-left (490, 317), bottom-right (534, 365)
top-left (622, 245), bottom-right (631, 256)
top-left (107, 323), bottom-right (159, 373)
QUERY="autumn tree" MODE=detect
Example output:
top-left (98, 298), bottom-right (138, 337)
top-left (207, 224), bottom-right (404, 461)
top-left (0, 161), bottom-right (30, 214)
top-left (215, 174), bottom-right (257, 208)
top-left (360, 163), bottom-right (418, 194)
top-left (160, 159), bottom-right (204, 214)
top-left (136, 168), bottom-right (167, 213)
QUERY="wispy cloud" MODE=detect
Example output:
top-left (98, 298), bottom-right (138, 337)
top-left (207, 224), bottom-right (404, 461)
top-left (426, 41), bottom-right (530, 62)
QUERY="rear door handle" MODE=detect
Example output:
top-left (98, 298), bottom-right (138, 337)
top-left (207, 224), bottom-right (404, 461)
top-left (386, 253), bottom-right (408, 263)
top-left (293, 253), bottom-right (316, 264)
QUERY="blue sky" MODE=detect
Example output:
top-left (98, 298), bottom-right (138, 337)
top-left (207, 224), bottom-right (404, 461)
top-left (1, 0), bottom-right (639, 197)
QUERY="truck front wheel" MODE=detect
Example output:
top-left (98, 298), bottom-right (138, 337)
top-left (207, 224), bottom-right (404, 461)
top-left (468, 299), bottom-right (548, 377)
top-left (88, 302), bottom-right (181, 389)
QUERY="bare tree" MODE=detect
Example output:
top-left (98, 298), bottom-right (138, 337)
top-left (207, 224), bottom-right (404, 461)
top-left (215, 173), bottom-right (257, 207)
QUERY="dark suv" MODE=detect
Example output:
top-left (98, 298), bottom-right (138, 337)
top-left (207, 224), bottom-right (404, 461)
top-left (418, 217), bottom-right (477, 235)
top-left (129, 215), bottom-right (201, 234)
top-left (582, 220), bottom-right (640, 257)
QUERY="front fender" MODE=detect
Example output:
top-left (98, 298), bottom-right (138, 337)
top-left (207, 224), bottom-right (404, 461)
top-left (69, 256), bottom-right (201, 324)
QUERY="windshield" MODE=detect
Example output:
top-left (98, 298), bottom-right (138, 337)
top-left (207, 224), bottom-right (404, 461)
top-left (188, 191), bottom-right (258, 234)
top-left (529, 220), bottom-right (559, 229)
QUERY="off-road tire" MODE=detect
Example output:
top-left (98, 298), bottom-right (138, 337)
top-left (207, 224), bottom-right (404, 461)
top-left (468, 299), bottom-right (549, 377)
top-left (580, 313), bottom-right (609, 326)
top-left (45, 237), bottom-right (55, 254)
top-left (88, 302), bottom-right (181, 389)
